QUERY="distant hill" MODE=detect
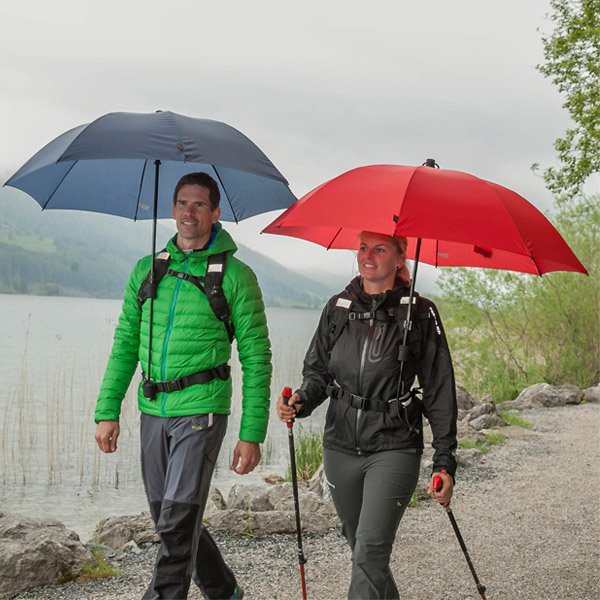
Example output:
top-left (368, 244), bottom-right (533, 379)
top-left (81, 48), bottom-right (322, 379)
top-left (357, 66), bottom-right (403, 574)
top-left (0, 186), bottom-right (337, 308)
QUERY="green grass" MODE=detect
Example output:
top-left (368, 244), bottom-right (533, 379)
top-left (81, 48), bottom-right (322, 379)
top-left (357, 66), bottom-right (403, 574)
top-left (459, 431), bottom-right (507, 454)
top-left (499, 410), bottom-right (533, 429)
top-left (72, 544), bottom-right (120, 583)
top-left (285, 426), bottom-right (323, 482)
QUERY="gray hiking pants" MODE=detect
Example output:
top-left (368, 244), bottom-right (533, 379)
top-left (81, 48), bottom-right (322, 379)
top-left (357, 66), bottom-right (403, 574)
top-left (140, 412), bottom-right (235, 600)
top-left (323, 447), bottom-right (421, 600)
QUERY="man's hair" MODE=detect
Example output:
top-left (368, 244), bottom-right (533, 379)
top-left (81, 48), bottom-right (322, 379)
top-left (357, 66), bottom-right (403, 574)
top-left (173, 172), bottom-right (221, 210)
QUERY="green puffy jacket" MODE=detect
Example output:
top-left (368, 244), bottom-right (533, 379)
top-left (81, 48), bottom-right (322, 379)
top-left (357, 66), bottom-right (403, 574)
top-left (95, 224), bottom-right (272, 443)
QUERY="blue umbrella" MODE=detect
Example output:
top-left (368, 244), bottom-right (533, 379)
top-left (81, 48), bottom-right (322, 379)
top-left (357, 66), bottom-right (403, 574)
top-left (5, 110), bottom-right (297, 380)
top-left (5, 110), bottom-right (296, 223)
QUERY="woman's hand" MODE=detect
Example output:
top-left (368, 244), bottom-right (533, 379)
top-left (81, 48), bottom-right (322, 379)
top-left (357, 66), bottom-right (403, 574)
top-left (427, 470), bottom-right (454, 505)
top-left (276, 392), bottom-right (303, 422)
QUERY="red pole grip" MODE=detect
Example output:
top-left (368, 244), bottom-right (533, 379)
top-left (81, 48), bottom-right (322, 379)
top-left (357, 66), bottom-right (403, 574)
top-left (432, 475), bottom-right (443, 492)
top-left (282, 387), bottom-right (294, 428)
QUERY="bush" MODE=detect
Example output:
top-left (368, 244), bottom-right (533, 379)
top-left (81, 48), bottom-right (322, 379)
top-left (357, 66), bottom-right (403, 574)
top-left (437, 194), bottom-right (599, 402)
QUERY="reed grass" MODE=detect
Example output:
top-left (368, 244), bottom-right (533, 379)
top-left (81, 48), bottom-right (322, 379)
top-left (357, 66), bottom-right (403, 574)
top-left (285, 425), bottom-right (323, 482)
top-left (1, 310), bottom-right (317, 496)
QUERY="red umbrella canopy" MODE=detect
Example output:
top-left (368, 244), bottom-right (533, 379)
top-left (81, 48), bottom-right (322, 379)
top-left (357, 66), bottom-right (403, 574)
top-left (263, 164), bottom-right (587, 276)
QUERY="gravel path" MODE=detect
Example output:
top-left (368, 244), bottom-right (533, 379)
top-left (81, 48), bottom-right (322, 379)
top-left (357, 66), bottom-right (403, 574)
top-left (16, 403), bottom-right (599, 600)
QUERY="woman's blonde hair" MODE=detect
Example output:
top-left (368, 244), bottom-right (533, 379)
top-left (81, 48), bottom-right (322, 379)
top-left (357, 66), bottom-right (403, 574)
top-left (390, 235), bottom-right (410, 284)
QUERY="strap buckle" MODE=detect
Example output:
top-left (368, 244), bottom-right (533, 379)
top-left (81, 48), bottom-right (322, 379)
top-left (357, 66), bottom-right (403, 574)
top-left (161, 377), bottom-right (185, 393)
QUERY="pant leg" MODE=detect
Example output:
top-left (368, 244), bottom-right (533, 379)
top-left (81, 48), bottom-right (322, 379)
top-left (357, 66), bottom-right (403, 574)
top-left (323, 447), bottom-right (365, 551)
top-left (324, 447), bottom-right (421, 600)
top-left (141, 413), bottom-right (236, 600)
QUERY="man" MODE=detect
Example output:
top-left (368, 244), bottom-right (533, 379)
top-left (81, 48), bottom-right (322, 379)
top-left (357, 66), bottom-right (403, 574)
top-left (94, 172), bottom-right (271, 599)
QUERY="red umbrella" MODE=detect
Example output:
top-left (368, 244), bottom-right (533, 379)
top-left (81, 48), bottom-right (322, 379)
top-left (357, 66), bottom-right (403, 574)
top-left (262, 161), bottom-right (587, 276)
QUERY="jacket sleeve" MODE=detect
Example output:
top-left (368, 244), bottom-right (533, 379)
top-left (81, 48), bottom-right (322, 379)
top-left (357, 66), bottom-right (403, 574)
top-left (94, 261), bottom-right (145, 422)
top-left (230, 265), bottom-right (272, 443)
top-left (416, 300), bottom-right (458, 479)
top-left (295, 298), bottom-right (336, 417)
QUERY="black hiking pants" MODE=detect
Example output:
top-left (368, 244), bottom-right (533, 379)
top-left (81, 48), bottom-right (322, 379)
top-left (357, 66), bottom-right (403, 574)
top-left (140, 412), bottom-right (236, 600)
top-left (323, 447), bottom-right (421, 599)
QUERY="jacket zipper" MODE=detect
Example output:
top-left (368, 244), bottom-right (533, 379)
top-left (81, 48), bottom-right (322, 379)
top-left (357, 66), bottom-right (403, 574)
top-left (355, 301), bottom-right (376, 454)
top-left (160, 257), bottom-right (188, 416)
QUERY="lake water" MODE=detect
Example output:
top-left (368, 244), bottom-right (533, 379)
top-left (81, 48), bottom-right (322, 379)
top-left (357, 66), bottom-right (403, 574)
top-left (0, 294), bottom-right (326, 540)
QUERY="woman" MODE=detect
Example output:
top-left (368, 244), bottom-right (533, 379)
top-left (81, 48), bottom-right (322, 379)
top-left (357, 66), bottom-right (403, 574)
top-left (277, 230), bottom-right (457, 600)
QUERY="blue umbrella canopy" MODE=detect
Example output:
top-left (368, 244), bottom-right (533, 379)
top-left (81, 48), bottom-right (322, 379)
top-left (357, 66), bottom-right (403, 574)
top-left (5, 110), bottom-right (296, 222)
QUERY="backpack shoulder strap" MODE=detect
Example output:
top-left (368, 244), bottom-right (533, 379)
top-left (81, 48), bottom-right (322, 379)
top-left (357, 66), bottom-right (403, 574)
top-left (328, 291), bottom-right (353, 349)
top-left (137, 250), bottom-right (171, 310)
top-left (203, 252), bottom-right (235, 343)
top-left (397, 292), bottom-right (430, 361)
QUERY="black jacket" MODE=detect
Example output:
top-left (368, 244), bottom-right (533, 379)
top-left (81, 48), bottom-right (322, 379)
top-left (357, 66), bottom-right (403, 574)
top-left (296, 276), bottom-right (458, 478)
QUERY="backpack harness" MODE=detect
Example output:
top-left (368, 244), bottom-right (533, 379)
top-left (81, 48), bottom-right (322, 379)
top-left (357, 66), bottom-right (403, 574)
top-left (324, 290), bottom-right (430, 433)
top-left (137, 249), bottom-right (234, 400)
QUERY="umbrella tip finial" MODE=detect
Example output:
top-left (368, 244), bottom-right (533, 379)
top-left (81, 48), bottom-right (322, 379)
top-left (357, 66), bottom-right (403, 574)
top-left (423, 158), bottom-right (439, 168)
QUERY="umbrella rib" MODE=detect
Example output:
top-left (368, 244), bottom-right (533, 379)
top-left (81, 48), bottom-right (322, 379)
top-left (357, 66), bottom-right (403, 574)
top-left (327, 228), bottom-right (342, 250)
top-left (133, 160), bottom-right (149, 222)
top-left (213, 168), bottom-right (238, 224)
top-left (41, 161), bottom-right (78, 210)
top-left (530, 256), bottom-right (543, 277)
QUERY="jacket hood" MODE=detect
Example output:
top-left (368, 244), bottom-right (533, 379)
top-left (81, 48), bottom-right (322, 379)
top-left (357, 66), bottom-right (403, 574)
top-left (166, 222), bottom-right (238, 261)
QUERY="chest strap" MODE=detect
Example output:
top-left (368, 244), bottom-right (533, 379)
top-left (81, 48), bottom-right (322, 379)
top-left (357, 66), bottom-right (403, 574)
top-left (326, 381), bottom-right (412, 412)
top-left (348, 308), bottom-right (397, 321)
top-left (142, 363), bottom-right (230, 400)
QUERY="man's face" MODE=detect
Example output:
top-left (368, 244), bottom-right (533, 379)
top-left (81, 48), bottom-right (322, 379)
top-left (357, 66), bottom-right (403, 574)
top-left (172, 184), bottom-right (221, 250)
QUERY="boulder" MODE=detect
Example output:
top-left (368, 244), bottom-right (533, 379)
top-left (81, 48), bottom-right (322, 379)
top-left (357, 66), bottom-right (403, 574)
top-left (227, 483), bottom-right (275, 512)
top-left (0, 511), bottom-right (91, 595)
top-left (556, 384), bottom-right (584, 405)
top-left (469, 412), bottom-right (507, 431)
top-left (207, 487), bottom-right (227, 512)
top-left (502, 383), bottom-right (583, 411)
top-left (263, 473), bottom-right (285, 484)
top-left (226, 481), bottom-right (335, 516)
top-left (456, 447), bottom-right (485, 467)
top-left (91, 511), bottom-right (158, 549)
top-left (583, 384), bottom-right (600, 403)
top-left (204, 508), bottom-right (334, 535)
top-left (456, 386), bottom-right (476, 410)
top-left (466, 401), bottom-right (495, 422)
top-left (456, 419), bottom-right (486, 442)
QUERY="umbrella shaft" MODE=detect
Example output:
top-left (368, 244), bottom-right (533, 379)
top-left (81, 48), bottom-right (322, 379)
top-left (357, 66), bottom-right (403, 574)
top-left (147, 160), bottom-right (161, 383)
top-left (397, 237), bottom-right (422, 396)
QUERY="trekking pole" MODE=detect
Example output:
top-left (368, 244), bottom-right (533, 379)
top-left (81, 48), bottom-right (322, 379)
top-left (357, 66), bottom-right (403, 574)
top-left (282, 386), bottom-right (308, 600)
top-left (433, 472), bottom-right (487, 600)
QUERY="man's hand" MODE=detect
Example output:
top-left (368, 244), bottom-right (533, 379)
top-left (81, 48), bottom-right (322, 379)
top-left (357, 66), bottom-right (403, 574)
top-left (95, 420), bottom-right (120, 453)
top-left (230, 440), bottom-right (261, 475)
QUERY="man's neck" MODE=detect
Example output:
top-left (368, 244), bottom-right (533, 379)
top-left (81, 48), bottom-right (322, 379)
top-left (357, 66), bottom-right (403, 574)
top-left (175, 234), bottom-right (211, 252)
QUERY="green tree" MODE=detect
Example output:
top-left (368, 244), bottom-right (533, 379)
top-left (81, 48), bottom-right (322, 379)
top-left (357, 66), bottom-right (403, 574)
top-left (533, 0), bottom-right (600, 198)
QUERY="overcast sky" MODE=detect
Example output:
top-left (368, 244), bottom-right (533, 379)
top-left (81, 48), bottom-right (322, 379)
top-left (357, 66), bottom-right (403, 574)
top-left (1, 0), bottom-right (590, 291)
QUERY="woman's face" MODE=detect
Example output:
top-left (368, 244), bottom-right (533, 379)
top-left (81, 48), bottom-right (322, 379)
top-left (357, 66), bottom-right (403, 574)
top-left (358, 232), bottom-right (405, 292)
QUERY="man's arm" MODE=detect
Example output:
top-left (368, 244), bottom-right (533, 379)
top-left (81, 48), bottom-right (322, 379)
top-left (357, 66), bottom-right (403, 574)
top-left (228, 263), bottom-right (272, 470)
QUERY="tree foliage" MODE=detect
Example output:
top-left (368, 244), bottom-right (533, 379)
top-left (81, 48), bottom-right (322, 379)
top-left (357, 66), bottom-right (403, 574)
top-left (534, 0), bottom-right (600, 198)
top-left (438, 195), bottom-right (599, 402)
